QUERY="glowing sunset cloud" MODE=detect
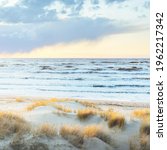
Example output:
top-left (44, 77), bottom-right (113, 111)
top-left (0, 31), bottom-right (149, 58)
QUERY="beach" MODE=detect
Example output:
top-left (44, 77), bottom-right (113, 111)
top-left (0, 58), bottom-right (150, 150)
top-left (0, 96), bottom-right (150, 150)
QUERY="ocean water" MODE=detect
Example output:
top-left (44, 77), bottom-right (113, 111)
top-left (0, 58), bottom-right (149, 102)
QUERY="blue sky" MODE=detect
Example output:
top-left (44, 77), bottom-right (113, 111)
top-left (0, 0), bottom-right (149, 57)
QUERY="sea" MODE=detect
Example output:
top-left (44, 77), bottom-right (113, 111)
top-left (0, 58), bottom-right (149, 102)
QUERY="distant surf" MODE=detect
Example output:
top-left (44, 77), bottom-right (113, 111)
top-left (0, 58), bottom-right (149, 102)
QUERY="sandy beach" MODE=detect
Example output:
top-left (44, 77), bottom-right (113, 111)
top-left (0, 97), bottom-right (150, 150)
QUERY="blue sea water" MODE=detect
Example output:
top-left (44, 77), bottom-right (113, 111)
top-left (0, 58), bottom-right (149, 102)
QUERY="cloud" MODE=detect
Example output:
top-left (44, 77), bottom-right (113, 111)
top-left (44, 0), bottom-right (149, 25)
top-left (0, 30), bottom-right (149, 58)
top-left (0, 0), bottom-right (21, 8)
top-left (1, 17), bottom-right (145, 53)
top-left (0, 0), bottom-right (149, 53)
top-left (0, 0), bottom-right (55, 23)
top-left (0, 0), bottom-right (149, 23)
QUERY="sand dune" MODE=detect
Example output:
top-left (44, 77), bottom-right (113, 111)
top-left (0, 97), bottom-right (150, 150)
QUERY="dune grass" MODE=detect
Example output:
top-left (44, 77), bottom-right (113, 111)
top-left (26, 98), bottom-right (61, 111)
top-left (35, 123), bottom-right (56, 138)
top-left (60, 124), bottom-right (111, 147)
top-left (60, 125), bottom-right (84, 148)
top-left (60, 125), bottom-right (82, 137)
top-left (15, 98), bottom-right (25, 102)
top-left (140, 116), bottom-right (150, 149)
top-left (77, 108), bottom-right (97, 120)
top-left (53, 104), bottom-right (72, 113)
top-left (26, 99), bottom-right (56, 111)
top-left (26, 98), bottom-right (73, 112)
top-left (83, 125), bottom-right (111, 144)
top-left (132, 108), bottom-right (150, 136)
top-left (132, 108), bottom-right (150, 120)
top-left (100, 110), bottom-right (125, 128)
top-left (129, 124), bottom-right (150, 150)
top-left (76, 107), bottom-right (125, 128)
top-left (130, 109), bottom-right (150, 150)
top-left (140, 120), bottom-right (150, 136)
top-left (0, 112), bottom-right (30, 138)
top-left (76, 100), bottom-right (97, 108)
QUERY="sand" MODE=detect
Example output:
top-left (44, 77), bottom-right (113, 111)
top-left (0, 96), bottom-right (149, 150)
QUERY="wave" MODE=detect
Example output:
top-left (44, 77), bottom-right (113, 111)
top-left (0, 64), bottom-right (7, 67)
top-left (14, 64), bottom-right (26, 66)
top-left (64, 65), bottom-right (74, 68)
top-left (39, 66), bottom-right (55, 70)
top-left (0, 58), bottom-right (150, 102)
top-left (117, 67), bottom-right (142, 71)
top-left (74, 78), bottom-right (84, 81)
top-left (129, 61), bottom-right (139, 64)
top-left (132, 77), bottom-right (150, 80)
top-left (37, 88), bottom-right (148, 94)
top-left (92, 84), bottom-right (149, 88)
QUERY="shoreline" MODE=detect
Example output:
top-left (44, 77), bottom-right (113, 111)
top-left (0, 95), bottom-right (149, 107)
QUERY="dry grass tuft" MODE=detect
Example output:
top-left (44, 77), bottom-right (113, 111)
top-left (53, 104), bottom-right (72, 113)
top-left (133, 108), bottom-right (150, 149)
top-left (83, 125), bottom-right (101, 137)
top-left (76, 108), bottom-right (125, 128)
top-left (26, 98), bottom-right (58, 111)
top-left (83, 125), bottom-right (111, 144)
top-left (60, 125), bottom-right (82, 137)
top-left (140, 120), bottom-right (150, 136)
top-left (35, 123), bottom-right (56, 138)
top-left (26, 100), bottom-right (49, 111)
top-left (77, 108), bottom-right (97, 120)
top-left (132, 109), bottom-right (150, 120)
top-left (107, 114), bottom-right (125, 128)
top-left (76, 100), bottom-right (97, 108)
top-left (0, 111), bottom-right (30, 138)
top-left (100, 110), bottom-right (125, 128)
top-left (60, 125), bottom-right (84, 148)
top-left (129, 109), bottom-right (150, 150)
top-left (129, 131), bottom-right (150, 150)
top-left (15, 98), bottom-right (25, 102)
top-left (26, 98), bottom-right (73, 111)
top-left (60, 124), bottom-right (111, 147)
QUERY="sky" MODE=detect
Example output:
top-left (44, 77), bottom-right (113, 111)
top-left (0, 0), bottom-right (149, 58)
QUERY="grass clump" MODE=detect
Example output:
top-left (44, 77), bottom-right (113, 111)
top-left (132, 109), bottom-right (150, 120)
top-left (76, 100), bottom-right (97, 108)
top-left (60, 124), bottom-right (111, 147)
top-left (129, 124), bottom-right (150, 150)
top-left (26, 98), bottom-right (73, 111)
top-left (140, 120), bottom-right (150, 136)
top-left (53, 104), bottom-right (72, 113)
top-left (35, 123), bottom-right (57, 138)
top-left (26, 99), bottom-right (58, 111)
top-left (107, 113), bottom-right (125, 128)
top-left (140, 117), bottom-right (150, 149)
top-left (15, 98), bottom-right (24, 102)
top-left (83, 125), bottom-right (111, 144)
top-left (26, 100), bottom-right (49, 111)
top-left (129, 109), bottom-right (150, 150)
top-left (60, 125), bottom-right (84, 148)
top-left (77, 108), bottom-right (97, 120)
top-left (100, 110), bottom-right (125, 128)
top-left (0, 111), bottom-right (30, 138)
